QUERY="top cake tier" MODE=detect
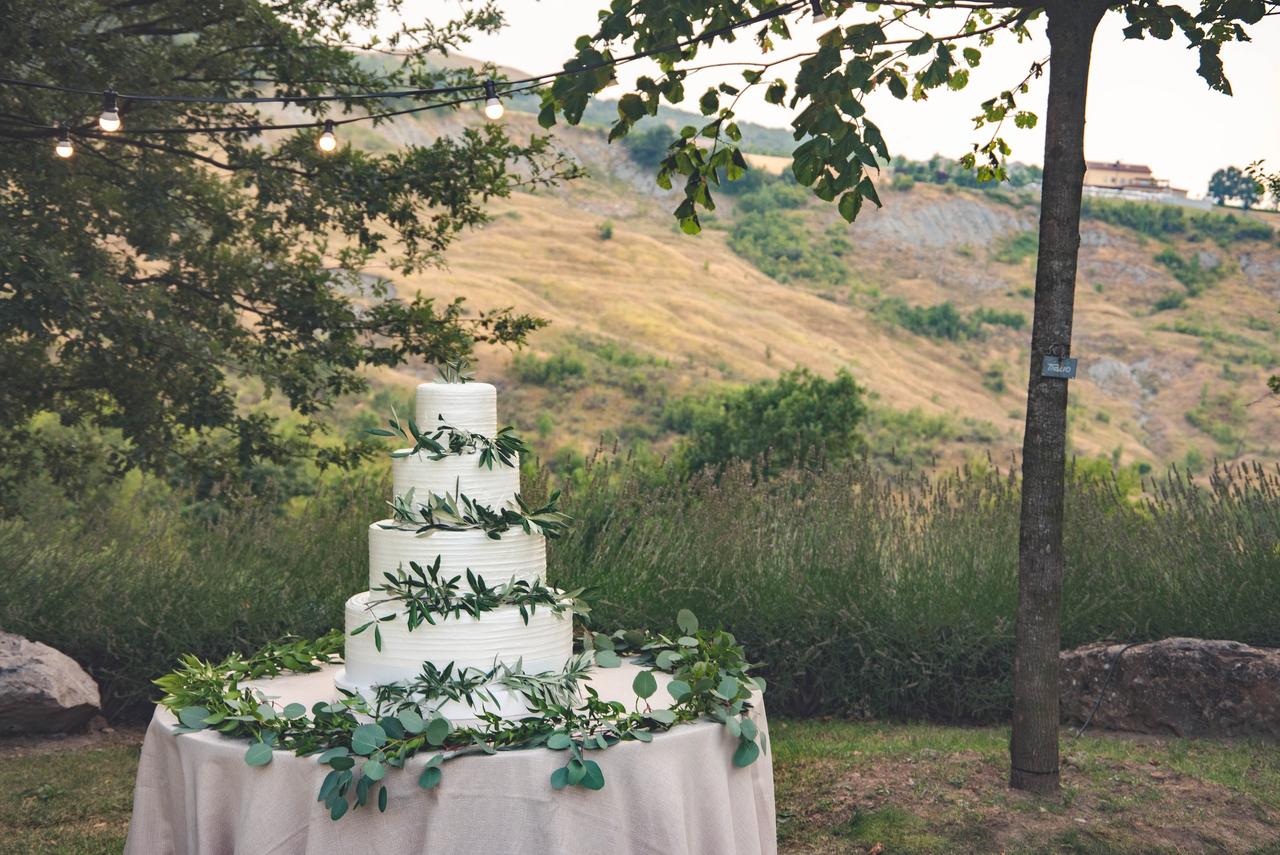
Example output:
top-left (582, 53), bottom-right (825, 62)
top-left (415, 382), bottom-right (497, 436)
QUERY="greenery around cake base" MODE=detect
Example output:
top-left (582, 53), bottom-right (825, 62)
top-left (154, 609), bottom-right (764, 822)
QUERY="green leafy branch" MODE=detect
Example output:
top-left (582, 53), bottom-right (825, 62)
top-left (382, 486), bottom-right (572, 541)
top-left (352, 556), bottom-right (588, 651)
top-left (436, 358), bottom-right (475, 384)
top-left (367, 406), bottom-right (527, 470)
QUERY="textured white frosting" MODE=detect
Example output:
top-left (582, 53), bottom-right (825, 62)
top-left (391, 451), bottom-right (520, 510)
top-left (337, 593), bottom-right (573, 719)
top-left (367, 523), bottom-right (545, 591)
top-left (415, 382), bottom-right (497, 436)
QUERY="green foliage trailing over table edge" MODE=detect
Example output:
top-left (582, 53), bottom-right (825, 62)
top-left (154, 611), bottom-right (765, 822)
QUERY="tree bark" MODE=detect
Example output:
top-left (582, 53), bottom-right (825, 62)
top-left (1009, 0), bottom-right (1106, 795)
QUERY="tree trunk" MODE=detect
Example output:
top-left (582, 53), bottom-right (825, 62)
top-left (1009, 0), bottom-right (1106, 795)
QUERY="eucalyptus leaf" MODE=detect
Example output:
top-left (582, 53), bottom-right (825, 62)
top-left (244, 741), bottom-right (274, 767)
top-left (550, 766), bottom-right (569, 790)
top-left (546, 732), bottom-right (573, 750)
top-left (317, 747), bottom-right (349, 764)
top-left (676, 609), bottom-right (699, 634)
top-left (418, 766), bottom-right (443, 789)
top-left (732, 738), bottom-right (761, 768)
top-left (646, 708), bottom-right (677, 726)
top-left (632, 669), bottom-right (658, 700)
top-left (581, 759), bottom-right (605, 791)
top-left (397, 709), bottom-right (426, 735)
top-left (424, 716), bottom-right (450, 747)
top-left (282, 703), bottom-right (307, 719)
top-left (667, 679), bottom-right (692, 701)
top-left (363, 759), bottom-right (386, 781)
top-left (177, 706), bottom-right (210, 730)
top-left (715, 675), bottom-right (740, 700)
top-left (352, 723), bottom-right (387, 756)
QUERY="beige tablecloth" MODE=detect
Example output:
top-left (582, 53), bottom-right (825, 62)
top-left (125, 664), bottom-right (776, 855)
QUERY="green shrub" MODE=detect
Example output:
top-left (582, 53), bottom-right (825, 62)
top-left (510, 349), bottom-right (589, 388)
top-left (970, 307), bottom-right (1027, 330)
top-left (876, 300), bottom-right (1026, 340)
top-left (728, 210), bottom-right (848, 286)
top-left (663, 368), bottom-right (867, 473)
top-left (1082, 196), bottom-right (1274, 246)
top-left (621, 125), bottom-right (672, 169)
top-left (1153, 291), bottom-right (1187, 312)
top-left (991, 230), bottom-right (1038, 265)
top-left (1154, 248), bottom-right (1227, 295)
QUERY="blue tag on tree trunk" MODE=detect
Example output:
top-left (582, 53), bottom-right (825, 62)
top-left (1041, 355), bottom-right (1078, 379)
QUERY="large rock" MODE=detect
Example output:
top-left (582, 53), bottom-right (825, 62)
top-left (0, 632), bottom-right (101, 734)
top-left (1060, 638), bottom-right (1280, 737)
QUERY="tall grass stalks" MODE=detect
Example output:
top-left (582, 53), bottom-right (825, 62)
top-left (1, 459), bottom-right (1276, 722)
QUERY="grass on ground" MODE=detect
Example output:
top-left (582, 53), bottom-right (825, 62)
top-left (2, 722), bottom-right (1278, 854)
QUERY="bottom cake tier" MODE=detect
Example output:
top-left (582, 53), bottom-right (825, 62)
top-left (336, 590), bottom-right (575, 721)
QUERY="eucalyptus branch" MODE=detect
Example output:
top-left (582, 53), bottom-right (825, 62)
top-left (382, 486), bottom-right (573, 541)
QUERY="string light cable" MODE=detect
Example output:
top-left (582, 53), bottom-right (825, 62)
top-left (0, 0), bottom-right (808, 155)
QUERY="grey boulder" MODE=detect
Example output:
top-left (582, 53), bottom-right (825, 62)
top-left (1060, 638), bottom-right (1280, 737)
top-left (0, 632), bottom-right (101, 734)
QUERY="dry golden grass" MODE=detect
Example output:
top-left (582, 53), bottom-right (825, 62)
top-left (354, 110), bottom-right (1280, 471)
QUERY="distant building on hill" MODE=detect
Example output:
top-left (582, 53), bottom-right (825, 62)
top-left (1084, 160), bottom-right (1188, 200)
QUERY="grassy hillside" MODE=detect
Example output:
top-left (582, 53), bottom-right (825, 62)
top-left (334, 100), bottom-right (1279, 474)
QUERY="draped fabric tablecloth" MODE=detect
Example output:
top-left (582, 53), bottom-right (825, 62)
top-left (124, 663), bottom-right (776, 855)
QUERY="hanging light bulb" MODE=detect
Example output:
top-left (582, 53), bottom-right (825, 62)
top-left (809, 0), bottom-right (829, 22)
top-left (317, 119), bottom-right (337, 153)
top-left (54, 127), bottom-right (73, 158)
top-left (483, 80), bottom-right (504, 121)
top-left (98, 90), bottom-right (121, 132)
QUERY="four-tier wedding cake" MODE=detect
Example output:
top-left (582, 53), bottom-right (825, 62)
top-left (333, 373), bottom-right (574, 720)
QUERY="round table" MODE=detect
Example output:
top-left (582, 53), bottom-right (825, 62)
top-left (124, 664), bottom-right (776, 854)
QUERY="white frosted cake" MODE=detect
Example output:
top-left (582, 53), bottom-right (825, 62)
top-left (334, 377), bottom-right (574, 720)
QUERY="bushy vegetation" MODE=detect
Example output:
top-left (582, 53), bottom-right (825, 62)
top-left (725, 172), bottom-right (852, 286)
top-left (4, 455), bottom-right (1278, 723)
top-left (620, 124), bottom-right (672, 169)
top-left (1081, 197), bottom-right (1274, 246)
top-left (1153, 247), bottom-right (1228, 295)
top-left (662, 368), bottom-right (867, 473)
top-left (876, 299), bottom-right (1026, 340)
top-left (554, 458), bottom-right (1280, 720)
top-left (890, 155), bottom-right (1043, 189)
top-left (990, 230), bottom-right (1039, 265)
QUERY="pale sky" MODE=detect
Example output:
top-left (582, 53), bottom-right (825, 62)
top-left (397, 2), bottom-right (1280, 198)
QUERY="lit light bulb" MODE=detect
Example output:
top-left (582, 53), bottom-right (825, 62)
top-left (317, 119), bottom-right (337, 153)
top-left (98, 90), bottom-right (121, 132)
top-left (54, 128), bottom-right (73, 158)
top-left (809, 0), bottom-right (829, 22)
top-left (483, 80), bottom-right (504, 121)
